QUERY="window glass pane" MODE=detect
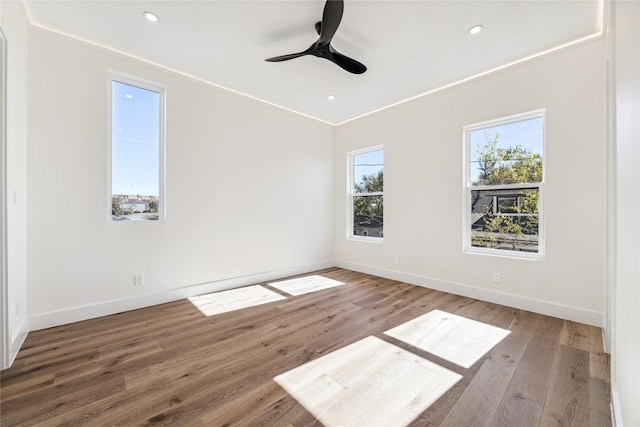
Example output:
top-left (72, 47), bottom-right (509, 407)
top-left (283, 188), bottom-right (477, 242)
top-left (353, 195), bottom-right (383, 238)
top-left (496, 196), bottom-right (518, 214)
top-left (470, 117), bottom-right (543, 185)
top-left (111, 80), bottom-right (161, 221)
top-left (354, 149), bottom-right (383, 193)
top-left (470, 188), bottom-right (539, 253)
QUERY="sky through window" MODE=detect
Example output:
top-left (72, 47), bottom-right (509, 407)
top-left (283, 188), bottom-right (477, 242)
top-left (111, 80), bottom-right (161, 197)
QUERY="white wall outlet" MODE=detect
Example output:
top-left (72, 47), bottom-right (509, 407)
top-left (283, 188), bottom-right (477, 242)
top-left (134, 274), bottom-right (144, 286)
top-left (393, 256), bottom-right (400, 265)
top-left (493, 272), bottom-right (502, 283)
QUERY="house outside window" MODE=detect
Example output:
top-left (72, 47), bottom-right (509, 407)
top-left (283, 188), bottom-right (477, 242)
top-left (109, 73), bottom-right (165, 222)
top-left (464, 110), bottom-right (544, 258)
top-left (348, 146), bottom-right (383, 241)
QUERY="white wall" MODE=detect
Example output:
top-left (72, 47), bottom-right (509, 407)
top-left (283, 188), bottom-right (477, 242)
top-left (0, 1), bottom-right (29, 368)
top-left (610, 1), bottom-right (640, 425)
top-left (335, 39), bottom-right (606, 326)
top-left (27, 28), bottom-right (335, 329)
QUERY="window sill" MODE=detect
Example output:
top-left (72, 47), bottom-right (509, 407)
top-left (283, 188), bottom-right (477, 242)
top-left (464, 246), bottom-right (544, 261)
top-left (348, 236), bottom-right (384, 244)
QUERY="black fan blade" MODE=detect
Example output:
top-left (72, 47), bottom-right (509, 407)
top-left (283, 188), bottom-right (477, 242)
top-left (265, 0), bottom-right (367, 74)
top-left (265, 51), bottom-right (309, 62)
top-left (318, 0), bottom-right (343, 45)
top-left (328, 49), bottom-right (367, 74)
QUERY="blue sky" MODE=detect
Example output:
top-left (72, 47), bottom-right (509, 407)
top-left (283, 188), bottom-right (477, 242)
top-left (354, 149), bottom-right (384, 192)
top-left (469, 117), bottom-right (543, 183)
top-left (111, 81), bottom-right (160, 196)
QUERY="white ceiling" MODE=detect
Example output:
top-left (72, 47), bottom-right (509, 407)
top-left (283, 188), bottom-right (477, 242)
top-left (25, 0), bottom-right (602, 125)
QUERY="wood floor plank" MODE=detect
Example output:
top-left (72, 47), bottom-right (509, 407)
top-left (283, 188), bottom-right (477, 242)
top-left (407, 304), bottom-right (519, 426)
top-left (490, 390), bottom-right (543, 427)
top-left (503, 315), bottom-right (564, 404)
top-left (274, 336), bottom-right (462, 427)
top-left (236, 394), bottom-right (317, 427)
top-left (384, 309), bottom-right (511, 369)
top-left (560, 320), bottom-right (591, 352)
top-left (199, 380), bottom-right (286, 426)
top-left (588, 326), bottom-right (610, 382)
top-left (439, 358), bottom-right (513, 426)
top-left (541, 344), bottom-right (591, 426)
top-left (589, 378), bottom-right (612, 427)
top-left (0, 269), bottom-right (611, 426)
top-left (0, 372), bottom-right (55, 401)
top-left (438, 307), bottom-right (533, 427)
top-left (0, 348), bottom-right (100, 389)
top-left (487, 310), bottom-right (540, 369)
top-left (0, 375), bottom-right (127, 426)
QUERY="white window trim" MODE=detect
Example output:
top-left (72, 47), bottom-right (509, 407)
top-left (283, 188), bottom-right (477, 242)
top-left (107, 71), bottom-right (166, 224)
top-left (347, 145), bottom-right (384, 243)
top-left (462, 109), bottom-right (545, 259)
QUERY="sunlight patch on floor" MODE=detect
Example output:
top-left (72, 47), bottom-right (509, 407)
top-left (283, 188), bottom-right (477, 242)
top-left (188, 285), bottom-right (286, 316)
top-left (274, 336), bottom-right (462, 427)
top-left (269, 275), bottom-right (345, 296)
top-left (384, 309), bottom-right (511, 368)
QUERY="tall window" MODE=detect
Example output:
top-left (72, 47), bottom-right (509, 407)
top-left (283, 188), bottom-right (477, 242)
top-left (110, 74), bottom-right (164, 221)
top-left (349, 147), bottom-right (384, 240)
top-left (464, 110), bottom-right (544, 257)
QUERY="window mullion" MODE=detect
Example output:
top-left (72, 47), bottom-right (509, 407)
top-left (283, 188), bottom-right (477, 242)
top-left (352, 192), bottom-right (384, 197)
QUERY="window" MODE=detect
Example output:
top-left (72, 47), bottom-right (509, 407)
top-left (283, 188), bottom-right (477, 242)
top-left (109, 74), bottom-right (165, 222)
top-left (349, 147), bottom-right (384, 240)
top-left (464, 110), bottom-right (544, 257)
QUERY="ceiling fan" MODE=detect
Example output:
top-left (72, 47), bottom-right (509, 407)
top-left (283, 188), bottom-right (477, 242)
top-left (265, 0), bottom-right (367, 74)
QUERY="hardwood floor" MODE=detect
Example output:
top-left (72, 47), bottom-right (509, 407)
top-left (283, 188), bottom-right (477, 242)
top-left (0, 268), bottom-right (611, 426)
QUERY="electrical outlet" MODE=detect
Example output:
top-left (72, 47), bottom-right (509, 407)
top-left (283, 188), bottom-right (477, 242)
top-left (493, 272), bottom-right (502, 283)
top-left (393, 256), bottom-right (400, 265)
top-left (134, 274), bottom-right (144, 286)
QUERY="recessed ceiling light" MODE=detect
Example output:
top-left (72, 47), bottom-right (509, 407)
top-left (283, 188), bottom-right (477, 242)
top-left (143, 11), bottom-right (159, 23)
top-left (327, 95), bottom-right (335, 100)
top-left (468, 25), bottom-right (483, 35)
top-left (125, 94), bottom-right (133, 99)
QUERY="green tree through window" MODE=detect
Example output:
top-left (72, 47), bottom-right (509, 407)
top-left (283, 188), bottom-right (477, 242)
top-left (354, 170), bottom-right (384, 219)
top-left (473, 133), bottom-right (542, 186)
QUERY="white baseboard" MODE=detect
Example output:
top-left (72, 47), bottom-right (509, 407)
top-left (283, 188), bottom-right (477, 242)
top-left (28, 260), bottom-right (334, 331)
top-left (335, 259), bottom-right (604, 327)
top-left (28, 258), bottom-right (604, 331)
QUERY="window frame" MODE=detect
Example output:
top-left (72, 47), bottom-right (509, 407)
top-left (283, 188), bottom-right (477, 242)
top-left (347, 145), bottom-right (384, 243)
top-left (108, 71), bottom-right (166, 223)
top-left (463, 109), bottom-right (545, 259)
